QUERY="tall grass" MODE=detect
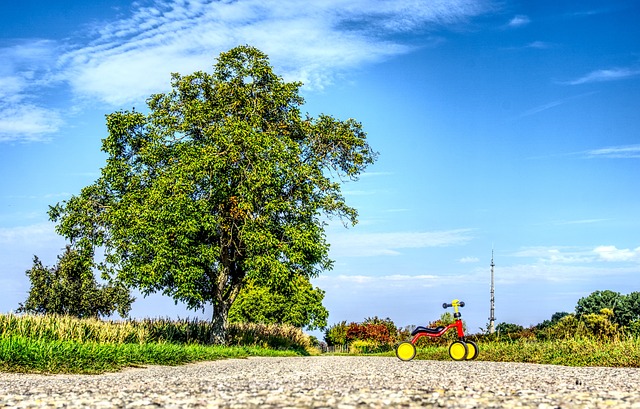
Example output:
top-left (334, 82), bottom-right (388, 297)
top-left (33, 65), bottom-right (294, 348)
top-left (0, 336), bottom-right (300, 374)
top-left (0, 313), bottom-right (310, 350)
top-left (0, 313), bottom-right (313, 374)
top-left (407, 336), bottom-right (640, 367)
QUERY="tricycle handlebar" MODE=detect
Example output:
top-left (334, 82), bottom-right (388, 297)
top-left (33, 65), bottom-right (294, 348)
top-left (443, 300), bottom-right (465, 309)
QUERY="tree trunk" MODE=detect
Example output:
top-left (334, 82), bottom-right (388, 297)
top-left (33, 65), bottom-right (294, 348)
top-left (210, 302), bottom-right (229, 345)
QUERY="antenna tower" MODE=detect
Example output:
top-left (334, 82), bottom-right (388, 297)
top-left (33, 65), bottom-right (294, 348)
top-left (489, 248), bottom-right (496, 334)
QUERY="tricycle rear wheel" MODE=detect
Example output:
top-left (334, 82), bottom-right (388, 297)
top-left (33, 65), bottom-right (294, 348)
top-left (395, 341), bottom-right (416, 361)
top-left (448, 341), bottom-right (468, 361)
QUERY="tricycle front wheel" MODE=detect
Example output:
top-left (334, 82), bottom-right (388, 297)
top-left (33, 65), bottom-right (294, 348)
top-left (465, 340), bottom-right (479, 360)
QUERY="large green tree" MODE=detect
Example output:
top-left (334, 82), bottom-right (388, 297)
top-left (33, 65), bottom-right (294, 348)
top-left (228, 276), bottom-right (328, 330)
top-left (575, 290), bottom-right (640, 328)
top-left (17, 246), bottom-right (133, 318)
top-left (49, 46), bottom-right (376, 343)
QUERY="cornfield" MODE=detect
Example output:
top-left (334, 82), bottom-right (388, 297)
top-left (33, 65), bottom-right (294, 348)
top-left (0, 313), bottom-right (311, 350)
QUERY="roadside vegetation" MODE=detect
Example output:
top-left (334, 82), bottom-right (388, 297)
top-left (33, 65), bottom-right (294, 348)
top-left (323, 290), bottom-right (640, 368)
top-left (0, 313), bottom-right (313, 374)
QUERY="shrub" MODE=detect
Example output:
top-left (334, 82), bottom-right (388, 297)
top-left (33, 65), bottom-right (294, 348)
top-left (348, 340), bottom-right (390, 354)
top-left (345, 323), bottom-right (391, 344)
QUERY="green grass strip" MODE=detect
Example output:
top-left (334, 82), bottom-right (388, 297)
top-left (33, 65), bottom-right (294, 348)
top-left (0, 336), bottom-right (302, 374)
top-left (395, 337), bottom-right (640, 367)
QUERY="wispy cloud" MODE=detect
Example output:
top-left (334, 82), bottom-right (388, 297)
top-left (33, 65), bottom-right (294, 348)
top-left (594, 245), bottom-right (640, 262)
top-left (511, 246), bottom-right (596, 264)
top-left (583, 144), bottom-right (640, 159)
top-left (0, 104), bottom-right (63, 142)
top-left (459, 256), bottom-right (479, 263)
top-left (547, 218), bottom-right (612, 226)
top-left (526, 41), bottom-right (552, 49)
top-left (329, 228), bottom-right (474, 257)
top-left (514, 92), bottom-right (595, 119)
top-left (0, 40), bottom-right (63, 142)
top-left (506, 15), bottom-right (530, 28)
top-left (2, 0), bottom-right (494, 143)
top-left (565, 67), bottom-right (640, 85)
top-left (58, 0), bottom-right (492, 106)
top-left (512, 244), bottom-right (640, 264)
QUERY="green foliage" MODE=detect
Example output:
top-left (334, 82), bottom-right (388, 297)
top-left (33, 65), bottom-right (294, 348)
top-left (574, 290), bottom-right (640, 330)
top-left (324, 321), bottom-right (349, 346)
top-left (228, 276), bottom-right (328, 330)
top-left (48, 45), bottom-right (376, 343)
top-left (496, 322), bottom-right (525, 335)
top-left (16, 246), bottom-right (133, 318)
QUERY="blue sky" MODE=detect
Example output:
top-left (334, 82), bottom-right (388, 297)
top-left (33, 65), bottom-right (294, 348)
top-left (1, 0), bottom-right (639, 336)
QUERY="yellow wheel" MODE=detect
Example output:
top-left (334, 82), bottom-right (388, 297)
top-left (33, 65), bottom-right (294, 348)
top-left (448, 341), bottom-right (468, 361)
top-left (395, 341), bottom-right (416, 361)
top-left (465, 340), bottom-right (479, 360)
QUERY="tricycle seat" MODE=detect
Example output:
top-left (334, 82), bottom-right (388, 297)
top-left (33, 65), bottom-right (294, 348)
top-left (411, 326), bottom-right (445, 336)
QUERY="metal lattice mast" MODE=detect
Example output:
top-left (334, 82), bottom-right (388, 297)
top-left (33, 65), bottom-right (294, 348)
top-left (489, 249), bottom-right (496, 334)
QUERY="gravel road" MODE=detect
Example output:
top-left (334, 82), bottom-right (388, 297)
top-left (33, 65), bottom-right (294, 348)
top-left (2, 356), bottom-right (640, 408)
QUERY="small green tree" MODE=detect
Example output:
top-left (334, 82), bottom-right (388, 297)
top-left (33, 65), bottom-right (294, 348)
top-left (17, 246), bottom-right (133, 318)
top-left (228, 276), bottom-right (328, 330)
top-left (324, 321), bottom-right (349, 346)
top-left (49, 45), bottom-right (376, 343)
top-left (536, 311), bottom-right (570, 330)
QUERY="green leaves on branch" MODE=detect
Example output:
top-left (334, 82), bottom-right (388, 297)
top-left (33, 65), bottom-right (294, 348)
top-left (228, 277), bottom-right (328, 331)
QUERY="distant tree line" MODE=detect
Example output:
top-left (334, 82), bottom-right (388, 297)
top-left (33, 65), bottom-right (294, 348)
top-left (321, 290), bottom-right (640, 351)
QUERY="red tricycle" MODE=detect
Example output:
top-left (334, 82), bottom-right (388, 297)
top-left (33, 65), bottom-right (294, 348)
top-left (395, 299), bottom-right (478, 361)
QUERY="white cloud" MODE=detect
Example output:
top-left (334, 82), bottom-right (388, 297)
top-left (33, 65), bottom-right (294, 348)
top-left (526, 41), bottom-right (552, 49)
top-left (512, 245), bottom-right (640, 265)
top-left (511, 246), bottom-right (597, 264)
top-left (496, 262), bottom-right (638, 284)
top-left (329, 228), bottom-right (474, 257)
top-left (0, 222), bottom-right (62, 247)
top-left (459, 256), bottom-right (479, 263)
top-left (1, 0), bottom-right (493, 142)
top-left (0, 40), bottom-right (63, 142)
top-left (566, 67), bottom-right (640, 85)
top-left (584, 144), bottom-right (640, 159)
top-left (594, 245), bottom-right (640, 262)
top-left (507, 15), bottom-right (530, 28)
top-left (0, 103), bottom-right (63, 142)
top-left (58, 0), bottom-right (492, 106)
top-left (318, 272), bottom-right (455, 288)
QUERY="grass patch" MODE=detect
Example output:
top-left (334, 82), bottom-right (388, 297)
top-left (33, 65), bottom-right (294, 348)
top-left (386, 337), bottom-right (640, 367)
top-left (0, 335), bottom-right (302, 374)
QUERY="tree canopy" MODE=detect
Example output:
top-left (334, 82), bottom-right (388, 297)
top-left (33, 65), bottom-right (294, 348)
top-left (575, 290), bottom-right (640, 327)
top-left (49, 45), bottom-right (377, 342)
top-left (17, 246), bottom-right (133, 318)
